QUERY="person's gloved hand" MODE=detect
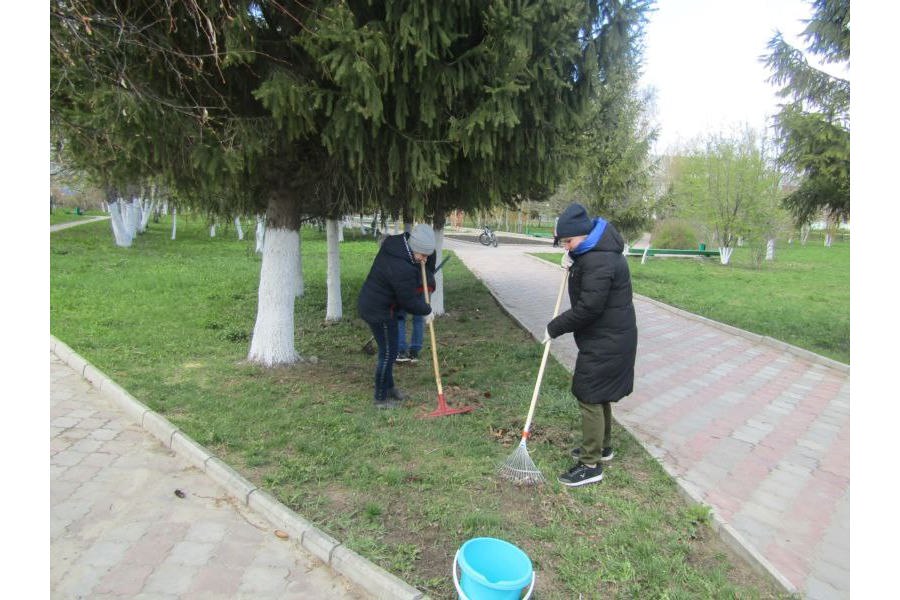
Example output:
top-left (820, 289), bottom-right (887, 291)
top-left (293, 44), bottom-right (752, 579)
top-left (560, 251), bottom-right (573, 270)
top-left (424, 310), bottom-right (435, 326)
top-left (541, 328), bottom-right (552, 344)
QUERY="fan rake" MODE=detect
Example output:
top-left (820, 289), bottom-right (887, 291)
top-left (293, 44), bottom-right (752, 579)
top-left (498, 269), bottom-right (568, 485)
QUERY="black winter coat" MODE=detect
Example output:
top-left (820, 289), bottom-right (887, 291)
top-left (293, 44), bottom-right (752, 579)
top-left (357, 233), bottom-right (436, 323)
top-left (547, 223), bottom-right (637, 404)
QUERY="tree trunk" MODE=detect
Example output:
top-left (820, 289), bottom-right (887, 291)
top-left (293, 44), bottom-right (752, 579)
top-left (296, 231), bottom-right (305, 298)
top-left (766, 239), bottom-right (775, 261)
top-left (325, 219), bottom-right (343, 321)
top-left (247, 191), bottom-right (303, 366)
top-left (129, 196), bottom-right (141, 237)
top-left (432, 211), bottom-right (447, 315)
top-left (255, 215), bottom-right (266, 253)
top-left (108, 198), bottom-right (133, 247)
top-left (210, 223), bottom-right (216, 237)
top-left (719, 246), bottom-right (734, 265)
top-left (170, 208), bottom-right (177, 240)
top-left (234, 217), bottom-right (244, 240)
top-left (801, 225), bottom-right (810, 245)
top-left (825, 233), bottom-right (833, 247)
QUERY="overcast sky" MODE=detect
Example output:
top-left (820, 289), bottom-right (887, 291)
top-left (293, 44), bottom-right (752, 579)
top-left (638, 0), bottom-right (827, 154)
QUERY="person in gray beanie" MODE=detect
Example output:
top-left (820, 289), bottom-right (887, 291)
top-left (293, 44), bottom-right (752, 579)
top-left (544, 202), bottom-right (637, 486)
top-left (358, 223), bottom-right (437, 409)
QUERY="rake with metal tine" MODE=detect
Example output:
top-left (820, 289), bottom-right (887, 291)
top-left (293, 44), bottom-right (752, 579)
top-left (498, 269), bottom-right (568, 485)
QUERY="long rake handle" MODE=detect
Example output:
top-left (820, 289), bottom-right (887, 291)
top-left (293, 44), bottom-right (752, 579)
top-left (421, 261), bottom-right (443, 396)
top-left (522, 270), bottom-right (568, 437)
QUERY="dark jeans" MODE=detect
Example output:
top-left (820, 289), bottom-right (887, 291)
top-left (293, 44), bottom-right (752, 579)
top-left (396, 311), bottom-right (424, 353)
top-left (367, 318), bottom-right (399, 402)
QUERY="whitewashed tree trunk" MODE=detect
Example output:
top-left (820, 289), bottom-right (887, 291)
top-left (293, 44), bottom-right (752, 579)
top-left (338, 217), bottom-right (346, 242)
top-left (801, 225), bottom-right (810, 245)
top-left (737, 236), bottom-right (744, 247)
top-left (210, 223), bottom-right (216, 237)
top-left (325, 219), bottom-right (343, 321)
top-left (108, 200), bottom-right (133, 247)
top-left (170, 208), bottom-right (177, 240)
top-left (825, 233), bottom-right (833, 247)
top-left (248, 227), bottom-right (301, 366)
top-left (139, 198), bottom-right (155, 232)
top-left (234, 217), bottom-right (244, 240)
top-left (296, 231), bottom-right (304, 298)
top-left (766, 239), bottom-right (775, 261)
top-left (255, 216), bottom-right (266, 254)
top-left (719, 246), bottom-right (734, 265)
top-left (432, 228), bottom-right (446, 316)
top-left (129, 197), bottom-right (141, 237)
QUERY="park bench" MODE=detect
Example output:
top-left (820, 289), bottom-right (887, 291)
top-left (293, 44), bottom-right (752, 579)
top-left (626, 246), bottom-right (721, 263)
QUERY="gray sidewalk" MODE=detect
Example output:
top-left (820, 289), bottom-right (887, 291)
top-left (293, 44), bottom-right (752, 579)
top-left (444, 237), bottom-right (850, 600)
top-left (50, 350), bottom-right (371, 599)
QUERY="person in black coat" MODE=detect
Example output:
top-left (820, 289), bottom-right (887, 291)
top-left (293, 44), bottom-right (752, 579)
top-left (544, 203), bottom-right (638, 487)
top-left (358, 224), bottom-right (437, 409)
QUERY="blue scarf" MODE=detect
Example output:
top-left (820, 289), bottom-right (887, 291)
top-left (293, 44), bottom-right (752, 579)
top-left (571, 217), bottom-right (607, 256)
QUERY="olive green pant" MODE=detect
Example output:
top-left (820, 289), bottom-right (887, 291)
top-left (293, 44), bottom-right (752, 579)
top-left (578, 401), bottom-right (612, 465)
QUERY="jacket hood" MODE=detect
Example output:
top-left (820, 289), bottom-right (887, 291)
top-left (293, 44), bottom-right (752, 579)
top-left (382, 233), bottom-right (415, 263)
top-left (594, 222), bottom-right (625, 254)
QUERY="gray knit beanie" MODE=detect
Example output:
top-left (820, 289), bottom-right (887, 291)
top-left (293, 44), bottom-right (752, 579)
top-left (408, 224), bottom-right (436, 255)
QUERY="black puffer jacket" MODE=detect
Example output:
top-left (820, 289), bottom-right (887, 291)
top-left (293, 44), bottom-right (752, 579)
top-left (547, 223), bottom-right (637, 404)
top-left (357, 233), bottom-right (436, 323)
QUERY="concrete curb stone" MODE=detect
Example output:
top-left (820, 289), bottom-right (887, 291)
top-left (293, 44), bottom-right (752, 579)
top-left (170, 431), bottom-right (214, 470)
top-left (50, 335), bottom-right (429, 600)
top-left (204, 457), bottom-right (258, 505)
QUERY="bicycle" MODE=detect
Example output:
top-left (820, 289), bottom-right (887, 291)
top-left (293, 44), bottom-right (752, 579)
top-left (478, 225), bottom-right (499, 247)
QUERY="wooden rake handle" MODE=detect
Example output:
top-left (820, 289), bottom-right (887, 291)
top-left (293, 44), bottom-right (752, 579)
top-left (421, 260), bottom-right (443, 396)
top-left (522, 270), bottom-right (568, 437)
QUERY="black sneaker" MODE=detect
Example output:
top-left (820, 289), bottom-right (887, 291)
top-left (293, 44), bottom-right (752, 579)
top-left (395, 351), bottom-right (410, 363)
top-left (570, 447), bottom-right (615, 462)
top-left (387, 387), bottom-right (407, 401)
top-left (557, 462), bottom-right (603, 487)
top-left (374, 398), bottom-right (401, 410)
top-left (408, 350), bottom-right (419, 363)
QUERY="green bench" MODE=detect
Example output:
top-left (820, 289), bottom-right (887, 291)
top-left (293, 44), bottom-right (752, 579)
top-left (626, 247), bottom-right (721, 259)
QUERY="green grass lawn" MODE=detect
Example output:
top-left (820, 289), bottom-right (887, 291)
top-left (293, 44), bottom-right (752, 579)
top-left (50, 209), bottom-right (104, 226)
top-left (51, 217), bottom-right (790, 599)
top-left (535, 239), bottom-right (849, 364)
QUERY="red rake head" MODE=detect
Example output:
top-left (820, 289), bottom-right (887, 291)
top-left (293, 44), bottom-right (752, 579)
top-left (419, 393), bottom-right (475, 418)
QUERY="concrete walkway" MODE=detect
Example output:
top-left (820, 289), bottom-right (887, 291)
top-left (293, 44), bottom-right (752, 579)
top-left (50, 351), bottom-right (370, 600)
top-left (444, 236), bottom-right (850, 600)
top-left (50, 215), bottom-right (110, 233)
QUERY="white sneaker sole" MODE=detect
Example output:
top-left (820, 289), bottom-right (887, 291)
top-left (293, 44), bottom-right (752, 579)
top-left (558, 472), bottom-right (604, 487)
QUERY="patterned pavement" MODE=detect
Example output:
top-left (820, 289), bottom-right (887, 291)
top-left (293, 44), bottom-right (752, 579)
top-left (444, 235), bottom-right (850, 600)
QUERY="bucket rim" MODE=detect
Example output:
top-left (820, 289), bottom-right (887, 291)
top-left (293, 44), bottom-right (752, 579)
top-left (457, 537), bottom-right (533, 589)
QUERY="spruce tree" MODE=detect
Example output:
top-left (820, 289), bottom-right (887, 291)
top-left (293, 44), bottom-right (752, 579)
top-left (762, 0), bottom-right (850, 226)
top-left (51, 0), bottom-right (641, 366)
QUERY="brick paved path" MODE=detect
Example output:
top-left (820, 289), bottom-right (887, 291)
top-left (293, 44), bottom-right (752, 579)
top-left (444, 236), bottom-right (850, 600)
top-left (50, 351), bottom-right (369, 600)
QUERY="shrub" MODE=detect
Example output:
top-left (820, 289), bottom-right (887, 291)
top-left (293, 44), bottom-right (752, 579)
top-left (651, 219), bottom-right (700, 249)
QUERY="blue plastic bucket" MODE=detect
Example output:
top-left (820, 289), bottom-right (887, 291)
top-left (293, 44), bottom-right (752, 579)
top-left (453, 537), bottom-right (534, 600)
